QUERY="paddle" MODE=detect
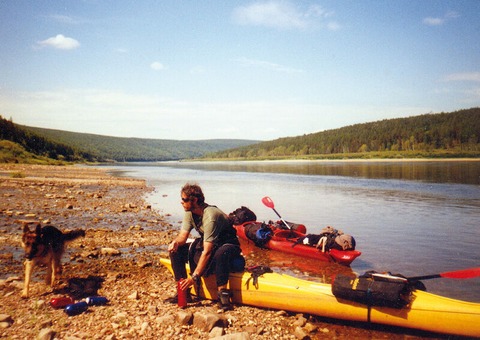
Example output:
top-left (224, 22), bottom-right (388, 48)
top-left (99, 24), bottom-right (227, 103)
top-left (407, 267), bottom-right (480, 281)
top-left (261, 196), bottom-right (291, 230)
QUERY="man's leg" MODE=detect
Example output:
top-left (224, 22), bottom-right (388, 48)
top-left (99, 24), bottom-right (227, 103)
top-left (165, 244), bottom-right (192, 303)
top-left (169, 243), bottom-right (189, 281)
top-left (213, 244), bottom-right (242, 310)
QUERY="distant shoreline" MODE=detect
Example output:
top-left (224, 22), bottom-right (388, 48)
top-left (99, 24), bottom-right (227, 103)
top-left (284, 158), bottom-right (480, 162)
top-left (188, 157), bottom-right (480, 164)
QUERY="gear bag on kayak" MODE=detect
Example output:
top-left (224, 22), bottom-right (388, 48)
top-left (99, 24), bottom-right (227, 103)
top-left (243, 222), bottom-right (273, 247)
top-left (332, 271), bottom-right (424, 309)
top-left (228, 206), bottom-right (257, 225)
top-left (293, 226), bottom-right (356, 251)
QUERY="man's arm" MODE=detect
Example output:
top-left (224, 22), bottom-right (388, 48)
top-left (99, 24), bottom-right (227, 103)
top-left (168, 229), bottom-right (190, 253)
top-left (179, 240), bottom-right (214, 291)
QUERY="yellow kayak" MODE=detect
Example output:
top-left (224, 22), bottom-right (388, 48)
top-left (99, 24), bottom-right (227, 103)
top-left (160, 258), bottom-right (480, 337)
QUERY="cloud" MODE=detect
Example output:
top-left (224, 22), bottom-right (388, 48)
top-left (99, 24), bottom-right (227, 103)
top-left (445, 11), bottom-right (460, 19)
top-left (440, 72), bottom-right (480, 103)
top-left (232, 1), bottom-right (335, 30)
top-left (47, 14), bottom-right (81, 25)
top-left (190, 66), bottom-right (206, 75)
top-left (423, 11), bottom-right (460, 26)
top-left (234, 57), bottom-right (303, 73)
top-left (2, 88), bottom-right (446, 140)
top-left (465, 87), bottom-right (480, 100)
top-left (423, 17), bottom-right (444, 26)
top-left (36, 34), bottom-right (80, 50)
top-left (326, 21), bottom-right (341, 31)
top-left (150, 61), bottom-right (166, 71)
top-left (443, 72), bottom-right (480, 82)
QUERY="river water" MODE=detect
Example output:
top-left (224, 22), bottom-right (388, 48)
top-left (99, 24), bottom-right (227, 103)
top-left (106, 160), bottom-right (480, 302)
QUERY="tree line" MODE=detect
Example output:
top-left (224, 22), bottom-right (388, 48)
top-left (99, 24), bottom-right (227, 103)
top-left (0, 116), bottom-right (97, 162)
top-left (0, 116), bottom-right (257, 162)
top-left (208, 108), bottom-right (480, 159)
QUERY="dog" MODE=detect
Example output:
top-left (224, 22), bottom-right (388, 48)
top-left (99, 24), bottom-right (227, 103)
top-left (21, 223), bottom-right (85, 298)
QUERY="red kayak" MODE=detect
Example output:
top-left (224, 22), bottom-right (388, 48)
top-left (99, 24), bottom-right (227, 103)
top-left (234, 221), bottom-right (361, 266)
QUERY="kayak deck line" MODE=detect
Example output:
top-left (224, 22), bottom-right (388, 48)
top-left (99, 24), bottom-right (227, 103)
top-left (159, 258), bottom-right (480, 337)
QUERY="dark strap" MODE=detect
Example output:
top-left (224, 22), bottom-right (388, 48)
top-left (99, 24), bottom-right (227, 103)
top-left (193, 276), bottom-right (202, 302)
top-left (246, 265), bottom-right (273, 288)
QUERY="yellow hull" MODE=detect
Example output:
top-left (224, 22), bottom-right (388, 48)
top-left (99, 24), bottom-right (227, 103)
top-left (160, 258), bottom-right (480, 337)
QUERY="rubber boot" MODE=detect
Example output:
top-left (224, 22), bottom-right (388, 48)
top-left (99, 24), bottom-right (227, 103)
top-left (218, 289), bottom-right (233, 311)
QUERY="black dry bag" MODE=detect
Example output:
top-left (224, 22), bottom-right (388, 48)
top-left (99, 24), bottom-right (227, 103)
top-left (332, 273), bottom-right (413, 309)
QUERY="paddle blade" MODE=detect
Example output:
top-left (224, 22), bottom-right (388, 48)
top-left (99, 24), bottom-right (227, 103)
top-left (440, 267), bottom-right (480, 279)
top-left (262, 196), bottom-right (275, 209)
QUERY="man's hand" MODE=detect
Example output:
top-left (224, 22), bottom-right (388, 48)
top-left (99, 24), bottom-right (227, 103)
top-left (168, 230), bottom-right (189, 253)
top-left (168, 240), bottom-right (179, 253)
top-left (180, 277), bottom-right (194, 290)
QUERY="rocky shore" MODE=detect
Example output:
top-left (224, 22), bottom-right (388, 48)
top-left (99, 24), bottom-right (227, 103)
top-left (0, 164), bottom-right (445, 339)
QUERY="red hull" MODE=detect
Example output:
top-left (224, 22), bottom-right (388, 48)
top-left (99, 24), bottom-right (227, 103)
top-left (234, 222), bottom-right (361, 266)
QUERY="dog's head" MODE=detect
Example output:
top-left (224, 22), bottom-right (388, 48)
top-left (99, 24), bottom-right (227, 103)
top-left (21, 224), bottom-right (43, 260)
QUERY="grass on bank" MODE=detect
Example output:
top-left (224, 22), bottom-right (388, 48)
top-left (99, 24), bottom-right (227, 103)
top-left (2, 139), bottom-right (479, 165)
top-left (0, 140), bottom-right (68, 165)
top-left (200, 149), bottom-right (480, 162)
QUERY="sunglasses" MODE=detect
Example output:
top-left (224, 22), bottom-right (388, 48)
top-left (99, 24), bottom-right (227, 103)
top-left (181, 197), bottom-right (190, 202)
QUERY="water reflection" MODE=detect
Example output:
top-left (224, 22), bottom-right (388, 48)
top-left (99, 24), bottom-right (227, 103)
top-left (239, 239), bottom-right (355, 283)
top-left (158, 160), bottom-right (480, 185)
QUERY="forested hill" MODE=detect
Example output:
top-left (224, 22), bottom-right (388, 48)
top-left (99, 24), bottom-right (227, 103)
top-left (0, 116), bottom-right (259, 162)
top-left (208, 108), bottom-right (480, 159)
top-left (22, 126), bottom-right (259, 161)
top-left (1, 108), bottom-right (479, 163)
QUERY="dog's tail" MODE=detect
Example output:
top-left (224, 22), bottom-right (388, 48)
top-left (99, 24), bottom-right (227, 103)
top-left (63, 229), bottom-right (86, 241)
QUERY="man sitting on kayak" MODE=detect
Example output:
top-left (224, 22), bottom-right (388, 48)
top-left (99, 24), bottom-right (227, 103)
top-left (165, 183), bottom-right (243, 310)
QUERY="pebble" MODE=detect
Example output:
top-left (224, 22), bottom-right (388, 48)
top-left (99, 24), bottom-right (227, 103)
top-left (139, 321), bottom-right (149, 334)
top-left (0, 314), bottom-right (13, 329)
top-left (128, 291), bottom-right (139, 300)
top-left (101, 248), bottom-right (121, 256)
top-left (37, 327), bottom-right (55, 340)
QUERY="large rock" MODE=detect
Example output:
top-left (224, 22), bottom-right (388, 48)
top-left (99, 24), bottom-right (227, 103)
top-left (37, 327), bottom-right (55, 340)
top-left (176, 310), bottom-right (193, 325)
top-left (192, 312), bottom-right (226, 332)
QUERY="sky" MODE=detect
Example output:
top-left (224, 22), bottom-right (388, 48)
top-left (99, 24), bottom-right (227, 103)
top-left (1, 1), bottom-right (479, 141)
